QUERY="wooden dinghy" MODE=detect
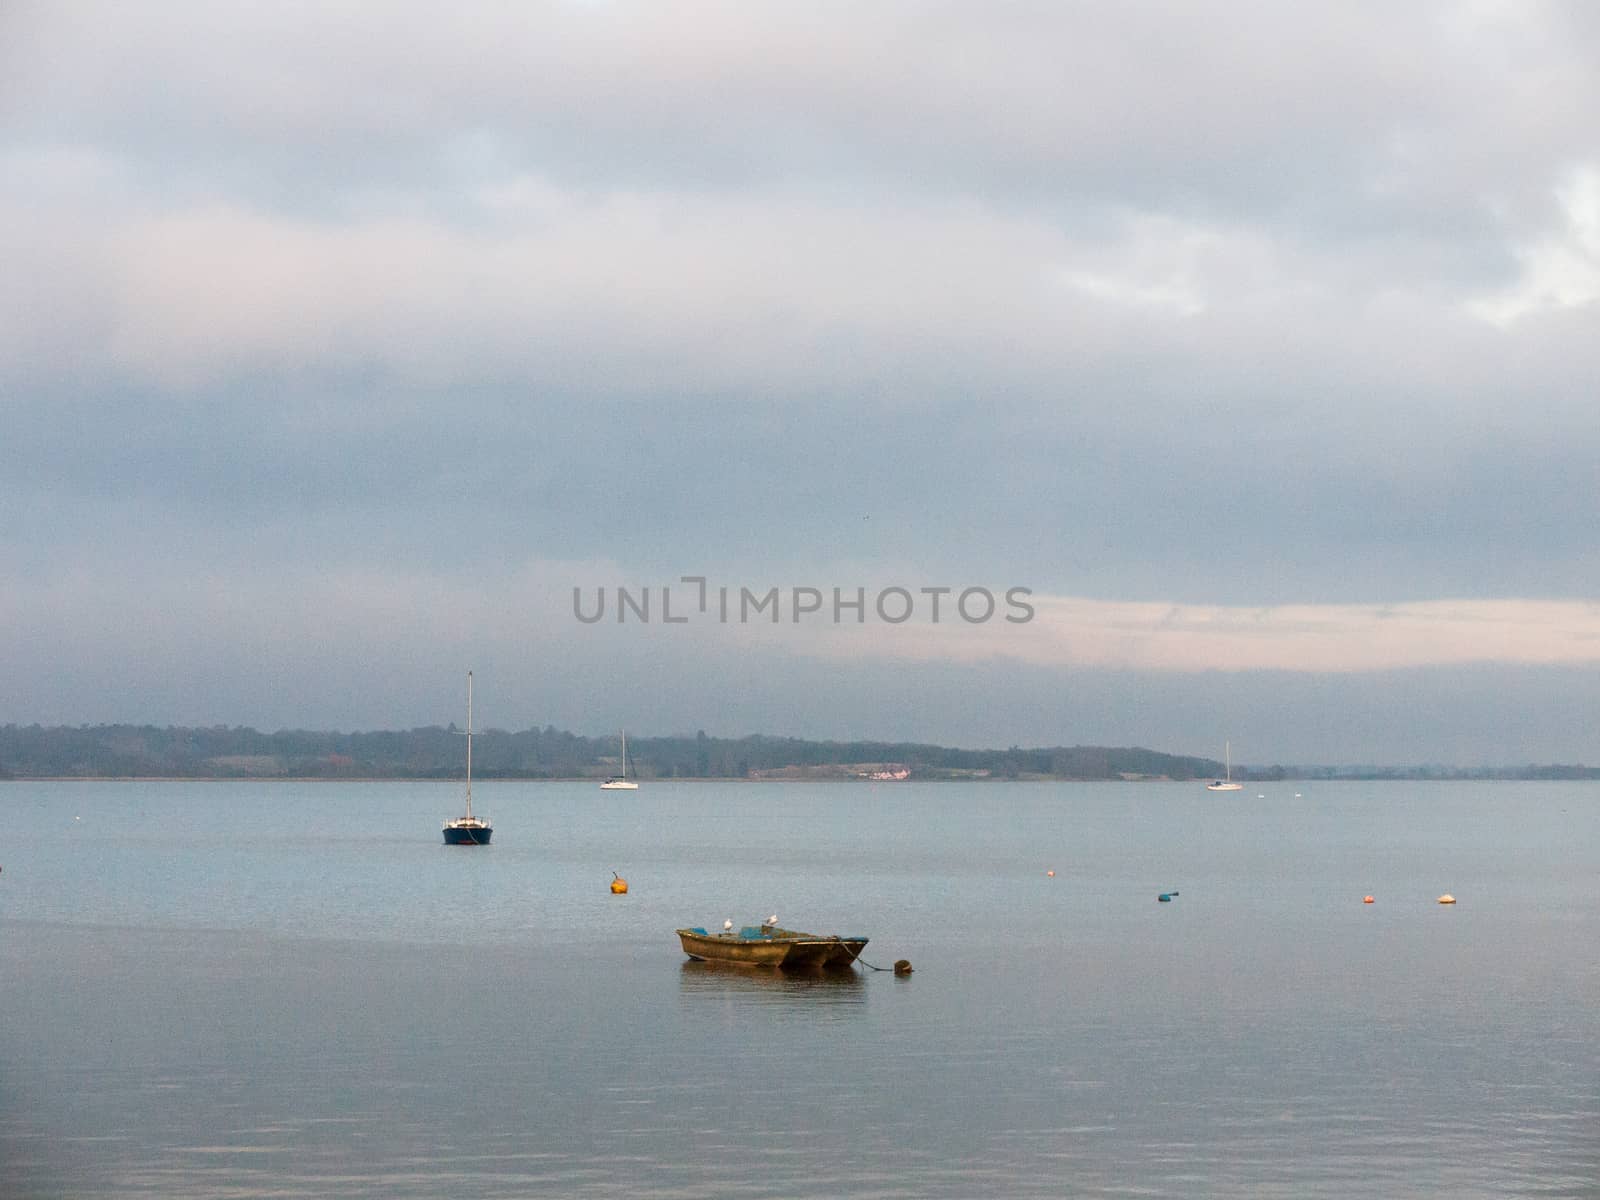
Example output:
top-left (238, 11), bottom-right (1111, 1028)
top-left (676, 924), bottom-right (868, 970)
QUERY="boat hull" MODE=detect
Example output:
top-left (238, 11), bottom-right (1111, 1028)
top-left (442, 824), bottom-right (493, 845)
top-left (599, 779), bottom-right (639, 790)
top-left (676, 927), bottom-right (867, 970)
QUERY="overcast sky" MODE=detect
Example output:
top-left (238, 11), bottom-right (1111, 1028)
top-left (3, 1), bottom-right (1598, 764)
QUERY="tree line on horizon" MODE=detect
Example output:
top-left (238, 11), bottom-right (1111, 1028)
top-left (2, 723), bottom-right (1597, 781)
top-left (0, 722), bottom-right (1231, 781)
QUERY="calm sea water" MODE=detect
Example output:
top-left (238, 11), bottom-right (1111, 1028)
top-left (2, 780), bottom-right (1596, 1198)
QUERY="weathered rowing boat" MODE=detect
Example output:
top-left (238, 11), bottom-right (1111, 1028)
top-left (676, 924), bottom-right (868, 970)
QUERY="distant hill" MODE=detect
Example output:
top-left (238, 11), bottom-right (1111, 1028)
top-left (0, 723), bottom-right (1221, 781)
top-left (1, 724), bottom-right (1594, 781)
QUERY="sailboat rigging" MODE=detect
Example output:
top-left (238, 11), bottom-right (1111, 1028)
top-left (442, 672), bottom-right (494, 843)
top-left (600, 730), bottom-right (640, 790)
top-left (1206, 740), bottom-right (1244, 792)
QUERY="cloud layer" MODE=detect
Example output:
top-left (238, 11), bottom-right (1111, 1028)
top-left (3, 1), bottom-right (1598, 758)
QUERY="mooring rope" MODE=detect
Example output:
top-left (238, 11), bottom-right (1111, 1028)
top-left (855, 954), bottom-right (913, 974)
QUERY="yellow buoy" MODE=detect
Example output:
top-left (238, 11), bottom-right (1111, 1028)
top-left (610, 871), bottom-right (628, 895)
top-left (1438, 893), bottom-right (1455, 904)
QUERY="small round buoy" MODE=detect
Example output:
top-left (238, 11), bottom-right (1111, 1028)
top-left (609, 871), bottom-right (627, 894)
top-left (1438, 894), bottom-right (1456, 905)
top-left (893, 959), bottom-right (913, 975)
top-left (1046, 869), bottom-right (1055, 877)
top-left (1363, 895), bottom-right (1374, 904)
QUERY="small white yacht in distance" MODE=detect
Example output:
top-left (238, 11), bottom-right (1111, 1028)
top-left (1206, 740), bottom-right (1244, 791)
top-left (600, 730), bottom-right (640, 790)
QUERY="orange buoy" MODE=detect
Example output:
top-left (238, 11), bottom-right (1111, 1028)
top-left (610, 871), bottom-right (628, 895)
top-left (1438, 893), bottom-right (1456, 905)
top-left (1046, 869), bottom-right (1055, 877)
top-left (1363, 895), bottom-right (1374, 904)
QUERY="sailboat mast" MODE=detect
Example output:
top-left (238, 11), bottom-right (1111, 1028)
top-left (465, 670), bottom-right (474, 820)
top-left (1225, 739), bottom-right (1231, 782)
top-left (621, 729), bottom-right (627, 779)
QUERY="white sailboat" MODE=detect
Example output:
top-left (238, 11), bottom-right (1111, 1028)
top-left (1206, 740), bottom-right (1244, 791)
top-left (600, 730), bottom-right (640, 790)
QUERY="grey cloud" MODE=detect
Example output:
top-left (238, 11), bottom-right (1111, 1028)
top-left (8, 3), bottom-right (1595, 236)
top-left (5, 578), bottom-right (1598, 766)
top-left (3, 0), bottom-right (1599, 755)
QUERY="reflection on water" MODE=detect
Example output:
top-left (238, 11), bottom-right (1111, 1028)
top-left (676, 959), bottom-right (868, 1003)
top-left (3, 780), bottom-right (1600, 1198)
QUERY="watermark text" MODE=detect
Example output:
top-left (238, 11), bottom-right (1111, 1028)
top-left (573, 578), bottom-right (1034, 625)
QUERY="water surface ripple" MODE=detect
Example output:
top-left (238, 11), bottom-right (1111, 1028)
top-left (2, 779), bottom-right (1596, 1197)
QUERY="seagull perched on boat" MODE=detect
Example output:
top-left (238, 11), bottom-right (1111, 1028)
top-left (723, 919), bottom-right (734, 932)
top-left (767, 914), bottom-right (778, 926)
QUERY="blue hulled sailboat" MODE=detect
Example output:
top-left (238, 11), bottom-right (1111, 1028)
top-left (442, 671), bottom-right (493, 845)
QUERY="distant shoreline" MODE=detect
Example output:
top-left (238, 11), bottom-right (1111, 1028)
top-left (5, 722), bottom-right (1597, 783)
top-left (4, 774), bottom-right (1089, 783)
top-left (4, 773), bottom-right (1595, 784)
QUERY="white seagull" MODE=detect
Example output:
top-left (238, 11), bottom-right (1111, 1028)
top-left (723, 919), bottom-right (734, 932)
top-left (767, 914), bottom-right (778, 926)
